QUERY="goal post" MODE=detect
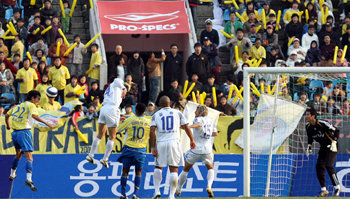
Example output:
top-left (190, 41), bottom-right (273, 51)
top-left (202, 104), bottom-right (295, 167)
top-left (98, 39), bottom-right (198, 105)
top-left (243, 67), bottom-right (350, 197)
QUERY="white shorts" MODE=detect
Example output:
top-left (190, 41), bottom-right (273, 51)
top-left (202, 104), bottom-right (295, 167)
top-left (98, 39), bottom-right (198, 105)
top-left (97, 105), bottom-right (120, 127)
top-left (155, 140), bottom-right (184, 167)
top-left (184, 150), bottom-right (214, 165)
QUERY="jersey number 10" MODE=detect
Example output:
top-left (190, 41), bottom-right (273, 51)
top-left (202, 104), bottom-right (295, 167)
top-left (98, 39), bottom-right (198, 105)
top-left (161, 116), bottom-right (174, 131)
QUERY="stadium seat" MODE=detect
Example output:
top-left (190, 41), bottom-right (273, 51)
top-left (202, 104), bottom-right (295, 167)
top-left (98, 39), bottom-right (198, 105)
top-left (5, 8), bottom-right (13, 21)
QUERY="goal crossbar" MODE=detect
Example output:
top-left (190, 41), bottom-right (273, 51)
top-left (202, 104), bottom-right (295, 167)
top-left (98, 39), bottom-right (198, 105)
top-left (242, 67), bottom-right (350, 197)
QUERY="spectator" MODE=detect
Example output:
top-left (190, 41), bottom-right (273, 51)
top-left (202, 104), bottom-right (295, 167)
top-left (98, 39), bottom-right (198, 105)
top-left (302, 25), bottom-right (318, 51)
top-left (317, 2), bottom-right (334, 30)
top-left (0, 38), bottom-right (9, 58)
top-left (326, 97), bottom-right (341, 115)
top-left (262, 25), bottom-right (278, 52)
top-left (203, 74), bottom-right (222, 97)
top-left (61, 0), bottom-right (71, 33)
top-left (28, 16), bottom-right (45, 44)
top-left (87, 81), bottom-right (103, 105)
top-left (64, 75), bottom-right (81, 103)
top-left (116, 56), bottom-right (127, 81)
top-left (86, 104), bottom-right (98, 120)
top-left (243, 11), bottom-right (263, 34)
top-left (331, 85), bottom-right (346, 107)
top-left (285, 13), bottom-right (303, 40)
top-left (202, 37), bottom-right (221, 82)
top-left (70, 35), bottom-right (87, 76)
top-left (29, 37), bottom-right (48, 57)
top-left (258, 2), bottom-right (276, 22)
top-left (204, 96), bottom-right (213, 108)
top-left (249, 38), bottom-right (266, 60)
top-left (167, 79), bottom-right (183, 102)
top-left (41, 0), bottom-right (58, 25)
top-left (0, 22), bottom-right (4, 37)
top-left (320, 35), bottom-right (336, 57)
top-left (266, 47), bottom-right (283, 66)
top-left (254, 62), bottom-right (274, 85)
top-left (306, 40), bottom-right (322, 66)
top-left (186, 43), bottom-right (209, 84)
top-left (127, 51), bottom-right (144, 102)
top-left (11, 35), bottom-right (24, 61)
top-left (238, 51), bottom-right (253, 68)
top-left (122, 74), bottom-right (138, 106)
top-left (52, 16), bottom-right (61, 41)
top-left (146, 50), bottom-right (166, 103)
top-left (319, 23), bottom-right (339, 46)
top-left (38, 61), bottom-right (47, 77)
top-left (288, 38), bottom-right (306, 61)
top-left (9, 8), bottom-right (21, 25)
top-left (242, 2), bottom-right (260, 22)
top-left (16, 58), bottom-right (39, 102)
top-left (333, 49), bottom-right (348, 78)
top-left (319, 53), bottom-right (333, 66)
top-left (307, 93), bottom-right (326, 116)
top-left (247, 24), bottom-right (262, 45)
top-left (200, 19), bottom-right (219, 46)
top-left (22, 1), bottom-right (42, 21)
top-left (340, 98), bottom-right (350, 115)
top-left (48, 56), bottom-right (70, 104)
top-left (216, 96), bottom-right (236, 116)
top-left (109, 45), bottom-right (128, 80)
top-left (145, 102), bottom-right (156, 116)
top-left (71, 105), bottom-right (85, 131)
top-left (0, 51), bottom-right (17, 76)
top-left (220, 76), bottom-right (235, 97)
top-left (43, 18), bottom-right (55, 45)
top-left (12, 54), bottom-right (23, 70)
top-left (283, 1), bottom-right (300, 25)
top-left (227, 28), bottom-right (252, 65)
top-left (15, 18), bottom-right (28, 44)
top-left (31, 62), bottom-right (41, 84)
top-left (172, 92), bottom-right (186, 112)
top-left (286, 51), bottom-right (300, 67)
top-left (323, 81), bottom-right (333, 98)
top-left (228, 89), bottom-right (243, 115)
top-left (303, 3), bottom-right (318, 24)
top-left (281, 87), bottom-right (292, 101)
top-left (297, 93), bottom-right (309, 105)
top-left (33, 49), bottom-right (46, 64)
top-left (48, 36), bottom-right (68, 65)
top-left (164, 44), bottom-right (183, 90)
top-left (27, 11), bottom-right (41, 30)
top-left (303, 18), bottom-right (317, 35)
top-left (341, 26), bottom-right (350, 59)
top-left (35, 74), bottom-right (52, 108)
top-left (0, 61), bottom-right (15, 94)
top-left (224, 12), bottom-right (243, 39)
top-left (342, 16), bottom-right (350, 35)
top-left (78, 75), bottom-right (89, 98)
top-left (87, 44), bottom-right (102, 84)
top-left (266, 13), bottom-right (278, 30)
top-left (189, 73), bottom-right (203, 93)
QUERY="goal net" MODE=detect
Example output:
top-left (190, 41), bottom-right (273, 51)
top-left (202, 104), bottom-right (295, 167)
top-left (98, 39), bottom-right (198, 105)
top-left (240, 67), bottom-right (350, 197)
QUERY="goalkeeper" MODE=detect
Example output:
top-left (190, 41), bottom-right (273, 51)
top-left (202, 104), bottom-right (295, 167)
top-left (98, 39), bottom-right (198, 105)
top-left (305, 108), bottom-right (341, 197)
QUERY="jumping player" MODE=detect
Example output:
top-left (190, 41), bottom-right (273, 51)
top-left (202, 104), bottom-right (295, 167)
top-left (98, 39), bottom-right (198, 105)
top-left (86, 78), bottom-right (127, 168)
top-left (116, 103), bottom-right (150, 199)
top-left (5, 90), bottom-right (53, 191)
top-left (305, 108), bottom-right (341, 197)
top-left (176, 105), bottom-right (218, 198)
top-left (150, 96), bottom-right (196, 199)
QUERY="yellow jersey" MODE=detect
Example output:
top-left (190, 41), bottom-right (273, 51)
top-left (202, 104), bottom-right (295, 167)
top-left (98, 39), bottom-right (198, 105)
top-left (35, 83), bottom-right (52, 107)
top-left (48, 65), bottom-right (70, 90)
top-left (7, 101), bottom-right (39, 130)
top-left (118, 116), bottom-right (151, 149)
top-left (64, 84), bottom-right (81, 103)
top-left (88, 51), bottom-right (102, 80)
top-left (249, 46), bottom-right (266, 60)
top-left (41, 101), bottom-right (61, 111)
top-left (16, 67), bottom-right (38, 94)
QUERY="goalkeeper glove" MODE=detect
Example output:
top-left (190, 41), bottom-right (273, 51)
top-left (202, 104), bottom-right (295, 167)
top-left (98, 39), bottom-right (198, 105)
top-left (306, 144), bottom-right (312, 158)
top-left (328, 141), bottom-right (337, 152)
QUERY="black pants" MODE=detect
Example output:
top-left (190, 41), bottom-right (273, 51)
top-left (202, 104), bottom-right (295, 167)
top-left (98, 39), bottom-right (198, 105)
top-left (55, 89), bottom-right (65, 105)
top-left (316, 148), bottom-right (339, 187)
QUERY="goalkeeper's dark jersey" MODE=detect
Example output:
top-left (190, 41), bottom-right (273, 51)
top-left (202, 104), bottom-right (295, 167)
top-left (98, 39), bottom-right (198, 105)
top-left (306, 119), bottom-right (339, 149)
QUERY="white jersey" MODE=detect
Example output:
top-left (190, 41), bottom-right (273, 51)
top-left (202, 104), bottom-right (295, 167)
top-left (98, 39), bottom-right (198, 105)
top-left (102, 78), bottom-right (125, 107)
top-left (151, 107), bottom-right (188, 142)
top-left (191, 116), bottom-right (217, 154)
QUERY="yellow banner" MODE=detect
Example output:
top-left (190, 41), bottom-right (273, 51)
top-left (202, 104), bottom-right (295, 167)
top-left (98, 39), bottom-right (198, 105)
top-left (0, 116), bottom-right (245, 154)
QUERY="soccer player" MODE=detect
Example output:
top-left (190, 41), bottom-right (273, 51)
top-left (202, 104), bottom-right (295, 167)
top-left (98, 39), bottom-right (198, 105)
top-left (176, 105), bottom-right (218, 198)
top-left (117, 103), bottom-right (150, 199)
top-left (86, 78), bottom-right (127, 168)
top-left (305, 108), bottom-right (341, 197)
top-left (150, 96), bottom-right (196, 199)
top-left (5, 90), bottom-right (53, 191)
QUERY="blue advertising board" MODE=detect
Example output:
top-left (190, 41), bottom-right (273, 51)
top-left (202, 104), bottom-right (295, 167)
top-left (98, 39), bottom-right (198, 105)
top-left (5, 154), bottom-right (243, 198)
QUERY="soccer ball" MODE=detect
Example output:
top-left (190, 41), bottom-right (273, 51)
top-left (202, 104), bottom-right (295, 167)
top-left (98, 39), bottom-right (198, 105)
top-left (46, 87), bottom-right (58, 98)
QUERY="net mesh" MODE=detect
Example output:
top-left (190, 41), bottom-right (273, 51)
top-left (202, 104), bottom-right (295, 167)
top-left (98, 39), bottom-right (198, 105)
top-left (245, 72), bottom-right (350, 197)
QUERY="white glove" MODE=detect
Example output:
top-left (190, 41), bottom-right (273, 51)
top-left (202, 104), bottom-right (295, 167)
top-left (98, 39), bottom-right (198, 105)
top-left (306, 144), bottom-right (312, 158)
top-left (328, 141), bottom-right (337, 152)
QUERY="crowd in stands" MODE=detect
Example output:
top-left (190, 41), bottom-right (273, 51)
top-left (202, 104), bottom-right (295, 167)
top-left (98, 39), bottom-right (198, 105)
top-left (0, 0), bottom-right (350, 119)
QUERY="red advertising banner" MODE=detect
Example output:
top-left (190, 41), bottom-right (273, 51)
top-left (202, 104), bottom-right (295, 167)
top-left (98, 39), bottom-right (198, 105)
top-left (96, 1), bottom-right (191, 34)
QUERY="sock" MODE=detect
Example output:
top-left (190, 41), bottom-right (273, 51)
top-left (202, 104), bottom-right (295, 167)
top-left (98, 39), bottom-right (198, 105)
top-left (103, 140), bottom-right (114, 161)
top-left (321, 187), bottom-right (327, 191)
top-left (177, 171), bottom-right (188, 192)
top-left (134, 175), bottom-right (141, 196)
top-left (26, 160), bottom-right (33, 182)
top-left (207, 169), bottom-right (214, 188)
top-left (121, 175), bottom-right (127, 196)
top-left (153, 168), bottom-right (162, 195)
top-left (334, 185), bottom-right (340, 190)
top-left (169, 172), bottom-right (178, 198)
top-left (89, 137), bottom-right (101, 157)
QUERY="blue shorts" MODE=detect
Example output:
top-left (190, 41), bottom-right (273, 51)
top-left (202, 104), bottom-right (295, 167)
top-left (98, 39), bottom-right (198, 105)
top-left (11, 129), bottom-right (33, 152)
top-left (117, 146), bottom-right (146, 169)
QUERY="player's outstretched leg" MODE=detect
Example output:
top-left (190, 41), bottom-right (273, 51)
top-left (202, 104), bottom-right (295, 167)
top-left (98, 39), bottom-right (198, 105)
top-left (120, 174), bottom-right (127, 199)
top-left (206, 169), bottom-right (215, 198)
top-left (87, 123), bottom-right (106, 164)
top-left (9, 150), bottom-right (21, 181)
top-left (176, 170), bottom-right (188, 196)
top-left (152, 167), bottom-right (162, 199)
top-left (132, 174), bottom-right (141, 199)
top-left (169, 172), bottom-right (178, 199)
top-left (100, 127), bottom-right (117, 168)
top-left (24, 152), bottom-right (37, 191)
